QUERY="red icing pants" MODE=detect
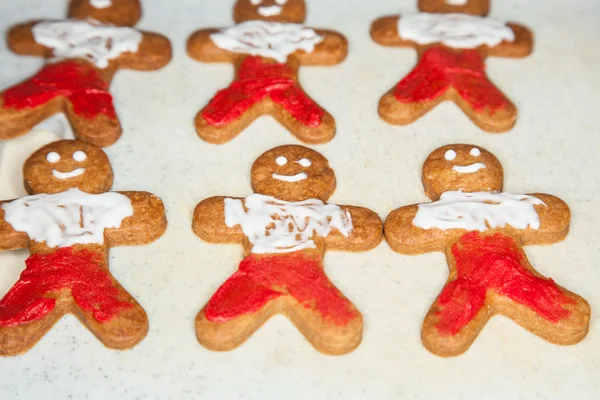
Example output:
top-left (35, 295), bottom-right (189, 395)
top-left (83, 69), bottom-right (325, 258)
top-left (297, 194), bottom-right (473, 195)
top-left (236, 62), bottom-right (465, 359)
top-left (435, 232), bottom-right (573, 335)
top-left (201, 56), bottom-right (323, 127)
top-left (394, 47), bottom-right (510, 113)
top-left (0, 248), bottom-right (132, 327)
top-left (2, 61), bottom-right (116, 119)
top-left (205, 253), bottom-right (358, 326)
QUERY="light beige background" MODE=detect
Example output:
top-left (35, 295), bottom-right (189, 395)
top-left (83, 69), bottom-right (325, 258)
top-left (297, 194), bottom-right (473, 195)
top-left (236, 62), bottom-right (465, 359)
top-left (0, 0), bottom-right (598, 398)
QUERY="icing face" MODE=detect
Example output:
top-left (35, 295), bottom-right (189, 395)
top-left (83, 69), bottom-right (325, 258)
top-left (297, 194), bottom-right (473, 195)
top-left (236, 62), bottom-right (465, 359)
top-left (413, 191), bottom-right (545, 232)
top-left (224, 194), bottom-right (352, 254)
top-left (418, 0), bottom-right (491, 16)
top-left (2, 188), bottom-right (133, 248)
top-left (210, 20), bottom-right (323, 63)
top-left (251, 145), bottom-right (336, 202)
top-left (422, 144), bottom-right (504, 200)
top-left (23, 140), bottom-right (113, 195)
top-left (32, 19), bottom-right (142, 69)
top-left (271, 156), bottom-right (312, 182)
top-left (47, 150), bottom-right (88, 179)
top-left (234, 0), bottom-right (306, 23)
top-left (68, 0), bottom-right (142, 27)
top-left (398, 13), bottom-right (514, 49)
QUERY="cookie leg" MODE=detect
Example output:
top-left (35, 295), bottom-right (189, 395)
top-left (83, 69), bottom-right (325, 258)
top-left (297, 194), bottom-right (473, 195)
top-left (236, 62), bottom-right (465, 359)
top-left (453, 77), bottom-right (517, 133)
top-left (497, 279), bottom-right (591, 346)
top-left (71, 275), bottom-right (148, 350)
top-left (421, 281), bottom-right (491, 357)
top-left (282, 272), bottom-right (363, 355)
top-left (379, 66), bottom-right (449, 126)
top-left (0, 96), bottom-right (63, 140)
top-left (196, 270), bottom-right (283, 351)
top-left (0, 281), bottom-right (64, 356)
top-left (65, 92), bottom-right (121, 147)
top-left (270, 86), bottom-right (336, 144)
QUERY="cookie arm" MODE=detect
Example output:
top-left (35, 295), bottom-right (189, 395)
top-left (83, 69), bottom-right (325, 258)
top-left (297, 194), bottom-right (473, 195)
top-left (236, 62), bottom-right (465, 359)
top-left (384, 204), bottom-right (446, 255)
top-left (520, 193), bottom-right (570, 246)
top-left (7, 21), bottom-right (49, 57)
top-left (186, 28), bottom-right (234, 63)
top-left (192, 196), bottom-right (245, 244)
top-left (118, 31), bottom-right (173, 71)
top-left (296, 29), bottom-right (348, 66)
top-left (106, 192), bottom-right (167, 247)
top-left (488, 23), bottom-right (534, 58)
top-left (326, 206), bottom-right (382, 252)
top-left (370, 16), bottom-right (414, 48)
top-left (0, 201), bottom-right (29, 251)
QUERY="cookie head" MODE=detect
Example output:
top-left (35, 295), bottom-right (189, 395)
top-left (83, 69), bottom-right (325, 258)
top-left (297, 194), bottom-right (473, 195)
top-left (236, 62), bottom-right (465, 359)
top-left (421, 144), bottom-right (503, 200)
top-left (233, 0), bottom-right (306, 24)
top-left (418, 0), bottom-right (490, 16)
top-left (68, 0), bottom-right (142, 26)
top-left (23, 140), bottom-right (114, 195)
top-left (251, 145), bottom-right (336, 202)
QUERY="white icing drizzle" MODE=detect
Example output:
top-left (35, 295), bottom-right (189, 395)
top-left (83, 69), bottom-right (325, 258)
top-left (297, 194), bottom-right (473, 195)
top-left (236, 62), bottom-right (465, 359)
top-left (224, 194), bottom-right (353, 254)
top-left (446, 0), bottom-right (468, 5)
top-left (276, 156), bottom-right (288, 166)
top-left (210, 20), bottom-right (324, 63)
top-left (258, 5), bottom-right (283, 16)
top-left (32, 19), bottom-right (143, 69)
top-left (2, 188), bottom-right (133, 248)
top-left (52, 168), bottom-right (86, 179)
top-left (90, 0), bottom-right (113, 9)
top-left (444, 150), bottom-right (457, 161)
top-left (272, 172), bottom-right (308, 182)
top-left (412, 191), bottom-right (546, 232)
top-left (452, 163), bottom-right (486, 173)
top-left (398, 13), bottom-right (515, 49)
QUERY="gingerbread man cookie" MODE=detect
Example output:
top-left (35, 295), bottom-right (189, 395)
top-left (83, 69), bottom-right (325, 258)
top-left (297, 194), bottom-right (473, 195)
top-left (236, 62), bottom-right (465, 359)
top-left (187, 0), bottom-right (348, 144)
top-left (192, 145), bottom-right (382, 354)
top-left (0, 0), bottom-right (172, 147)
top-left (0, 140), bottom-right (167, 356)
top-left (384, 144), bottom-right (590, 357)
top-left (371, 0), bottom-right (533, 132)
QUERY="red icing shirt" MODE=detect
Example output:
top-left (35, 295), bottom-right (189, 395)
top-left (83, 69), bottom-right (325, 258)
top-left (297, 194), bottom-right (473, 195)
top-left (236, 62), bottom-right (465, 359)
top-left (202, 56), bottom-right (323, 127)
top-left (205, 252), bottom-right (358, 326)
top-left (2, 61), bottom-right (116, 119)
top-left (435, 232), bottom-right (573, 335)
top-left (0, 247), bottom-right (132, 327)
top-left (394, 46), bottom-right (510, 113)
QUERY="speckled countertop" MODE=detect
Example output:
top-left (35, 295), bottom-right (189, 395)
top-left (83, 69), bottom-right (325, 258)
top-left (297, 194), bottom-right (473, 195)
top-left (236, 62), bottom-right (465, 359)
top-left (0, 0), bottom-right (599, 399)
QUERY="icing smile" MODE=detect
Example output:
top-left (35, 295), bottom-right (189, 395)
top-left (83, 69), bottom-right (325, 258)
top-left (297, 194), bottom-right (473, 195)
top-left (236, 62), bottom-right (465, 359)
top-left (272, 172), bottom-right (308, 182)
top-left (52, 168), bottom-right (86, 179)
top-left (452, 163), bottom-right (486, 173)
top-left (258, 5), bottom-right (282, 16)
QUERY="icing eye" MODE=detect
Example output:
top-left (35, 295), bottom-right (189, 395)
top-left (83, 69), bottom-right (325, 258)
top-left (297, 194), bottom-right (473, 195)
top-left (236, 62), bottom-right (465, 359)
top-left (275, 156), bottom-right (288, 166)
top-left (275, 0), bottom-right (288, 4)
top-left (470, 148), bottom-right (481, 157)
top-left (72, 151), bottom-right (87, 162)
top-left (444, 150), bottom-right (457, 161)
top-left (297, 158), bottom-right (312, 167)
top-left (250, 0), bottom-right (262, 5)
top-left (46, 152), bottom-right (61, 163)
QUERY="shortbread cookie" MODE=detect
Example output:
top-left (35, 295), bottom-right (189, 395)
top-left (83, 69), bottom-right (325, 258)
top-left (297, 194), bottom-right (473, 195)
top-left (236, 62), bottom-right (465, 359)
top-left (0, 0), bottom-right (172, 147)
top-left (384, 144), bottom-right (590, 357)
top-left (187, 0), bottom-right (348, 144)
top-left (371, 0), bottom-right (533, 132)
top-left (192, 145), bottom-right (382, 354)
top-left (0, 140), bottom-right (167, 356)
